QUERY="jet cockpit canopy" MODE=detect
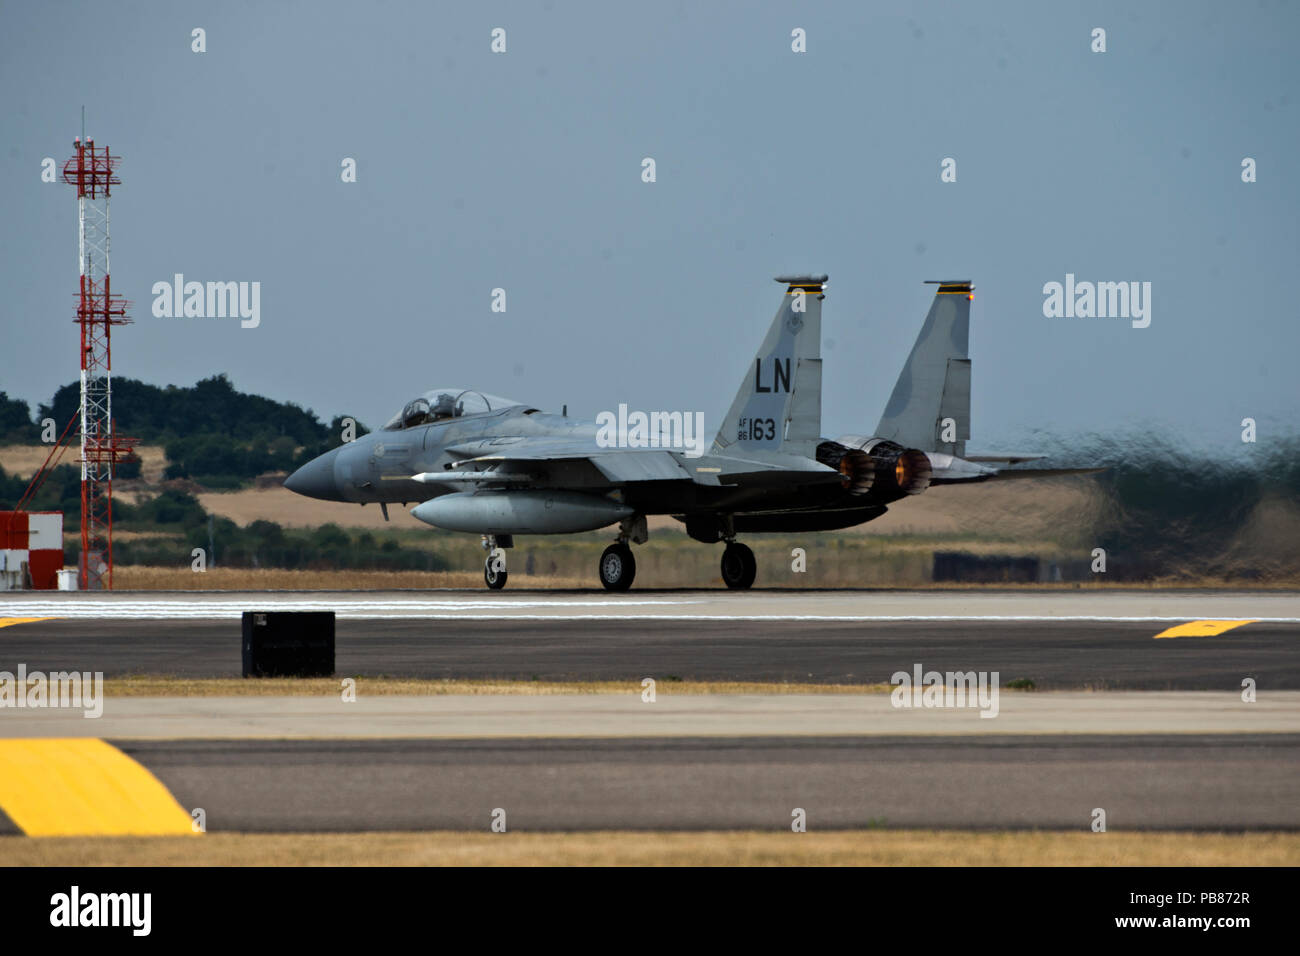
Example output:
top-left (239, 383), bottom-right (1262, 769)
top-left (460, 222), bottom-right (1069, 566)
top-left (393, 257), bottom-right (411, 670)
top-left (383, 389), bottom-right (524, 430)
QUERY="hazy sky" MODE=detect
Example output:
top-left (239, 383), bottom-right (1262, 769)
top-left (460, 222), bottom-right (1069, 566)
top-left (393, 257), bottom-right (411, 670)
top-left (2, 0), bottom-right (1296, 456)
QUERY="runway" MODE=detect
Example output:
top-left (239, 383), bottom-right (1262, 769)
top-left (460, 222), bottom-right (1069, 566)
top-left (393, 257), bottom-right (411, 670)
top-left (1, 617), bottom-right (1296, 689)
top-left (2, 733), bottom-right (1295, 833)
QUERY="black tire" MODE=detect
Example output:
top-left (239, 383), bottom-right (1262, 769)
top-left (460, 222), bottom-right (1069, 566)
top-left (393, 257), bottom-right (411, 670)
top-left (484, 554), bottom-right (508, 590)
top-left (599, 542), bottom-right (636, 591)
top-left (720, 542), bottom-right (756, 590)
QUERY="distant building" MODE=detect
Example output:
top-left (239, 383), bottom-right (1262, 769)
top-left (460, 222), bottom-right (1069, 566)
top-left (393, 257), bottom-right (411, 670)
top-left (0, 511), bottom-right (64, 590)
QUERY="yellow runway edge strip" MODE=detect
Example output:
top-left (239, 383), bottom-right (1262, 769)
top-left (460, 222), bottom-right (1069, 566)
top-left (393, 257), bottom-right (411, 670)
top-left (1153, 619), bottom-right (1259, 639)
top-left (0, 618), bottom-right (50, 629)
top-left (0, 738), bottom-right (198, 837)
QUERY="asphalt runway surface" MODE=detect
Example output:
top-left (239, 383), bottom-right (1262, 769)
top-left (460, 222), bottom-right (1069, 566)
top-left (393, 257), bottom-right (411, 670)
top-left (3, 734), bottom-right (1294, 833)
top-left (1, 617), bottom-right (1297, 689)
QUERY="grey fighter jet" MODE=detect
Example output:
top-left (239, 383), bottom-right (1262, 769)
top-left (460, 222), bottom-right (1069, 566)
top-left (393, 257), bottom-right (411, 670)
top-left (284, 276), bottom-right (1095, 590)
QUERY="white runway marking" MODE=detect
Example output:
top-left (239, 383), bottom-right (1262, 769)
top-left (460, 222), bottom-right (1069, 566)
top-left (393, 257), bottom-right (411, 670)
top-left (0, 599), bottom-right (700, 620)
top-left (3, 591), bottom-right (1297, 622)
top-left (0, 599), bottom-right (1296, 623)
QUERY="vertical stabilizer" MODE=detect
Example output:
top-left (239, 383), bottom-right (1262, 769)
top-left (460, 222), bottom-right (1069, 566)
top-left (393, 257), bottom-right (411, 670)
top-left (874, 280), bottom-right (973, 456)
top-left (713, 275), bottom-right (826, 457)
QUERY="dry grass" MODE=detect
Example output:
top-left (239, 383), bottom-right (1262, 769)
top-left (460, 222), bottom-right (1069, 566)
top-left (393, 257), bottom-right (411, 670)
top-left (104, 530), bottom-right (186, 542)
top-left (3, 830), bottom-right (1294, 866)
top-left (198, 486), bottom-right (412, 530)
top-left (104, 677), bottom-right (892, 697)
top-left (0, 444), bottom-right (169, 484)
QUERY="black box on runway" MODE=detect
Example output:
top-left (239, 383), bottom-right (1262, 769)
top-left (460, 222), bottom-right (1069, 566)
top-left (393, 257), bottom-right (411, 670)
top-left (242, 611), bottom-right (335, 677)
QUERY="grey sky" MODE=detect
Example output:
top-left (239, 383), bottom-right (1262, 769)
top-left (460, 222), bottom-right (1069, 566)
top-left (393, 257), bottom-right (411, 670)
top-left (2, 0), bottom-right (1296, 456)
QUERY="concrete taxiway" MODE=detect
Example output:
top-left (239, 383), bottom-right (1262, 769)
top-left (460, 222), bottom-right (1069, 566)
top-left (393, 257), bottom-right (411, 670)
top-left (0, 691), bottom-right (1294, 739)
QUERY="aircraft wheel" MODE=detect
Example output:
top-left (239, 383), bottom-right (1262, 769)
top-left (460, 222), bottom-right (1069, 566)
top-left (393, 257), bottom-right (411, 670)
top-left (720, 542), bottom-right (756, 590)
top-left (599, 543), bottom-right (636, 591)
top-left (484, 554), bottom-right (508, 590)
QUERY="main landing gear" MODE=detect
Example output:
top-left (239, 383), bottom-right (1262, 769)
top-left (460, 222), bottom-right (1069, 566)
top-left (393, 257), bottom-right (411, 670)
top-left (478, 517), bottom-right (758, 591)
top-left (599, 514), bottom-right (647, 592)
top-left (720, 541), bottom-right (756, 590)
top-left (703, 514), bottom-right (756, 590)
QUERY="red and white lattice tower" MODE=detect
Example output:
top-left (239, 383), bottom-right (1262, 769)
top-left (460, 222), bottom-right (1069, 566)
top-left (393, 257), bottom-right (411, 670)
top-left (61, 135), bottom-right (137, 589)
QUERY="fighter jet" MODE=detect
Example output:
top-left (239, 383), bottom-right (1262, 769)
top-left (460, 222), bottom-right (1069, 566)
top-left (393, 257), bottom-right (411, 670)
top-left (284, 276), bottom-right (1095, 590)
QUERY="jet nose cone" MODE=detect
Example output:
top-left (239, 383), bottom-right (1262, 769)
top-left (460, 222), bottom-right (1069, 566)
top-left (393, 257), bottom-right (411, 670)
top-left (284, 450), bottom-right (343, 501)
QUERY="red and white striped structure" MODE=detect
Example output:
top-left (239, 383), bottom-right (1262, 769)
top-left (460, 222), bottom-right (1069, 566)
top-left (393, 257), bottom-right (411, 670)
top-left (61, 136), bottom-right (137, 589)
top-left (0, 512), bottom-right (64, 590)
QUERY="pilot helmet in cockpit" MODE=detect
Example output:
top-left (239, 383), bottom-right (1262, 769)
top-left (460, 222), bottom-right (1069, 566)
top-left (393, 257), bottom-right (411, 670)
top-left (431, 392), bottom-right (460, 421)
top-left (401, 397), bottom-right (431, 429)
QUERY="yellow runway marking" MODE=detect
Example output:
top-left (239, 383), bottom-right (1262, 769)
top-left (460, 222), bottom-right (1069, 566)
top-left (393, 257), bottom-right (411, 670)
top-left (1153, 619), bottom-right (1259, 639)
top-left (0, 618), bottom-right (51, 628)
top-left (0, 739), bottom-right (198, 837)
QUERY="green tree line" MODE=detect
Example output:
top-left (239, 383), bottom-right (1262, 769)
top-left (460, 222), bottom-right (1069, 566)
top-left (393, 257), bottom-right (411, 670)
top-left (3, 375), bottom-right (368, 486)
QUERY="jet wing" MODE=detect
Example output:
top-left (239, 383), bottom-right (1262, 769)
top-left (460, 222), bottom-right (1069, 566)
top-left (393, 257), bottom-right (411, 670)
top-left (590, 453), bottom-right (694, 483)
top-left (436, 439), bottom-right (840, 488)
top-left (930, 464), bottom-right (1105, 485)
top-left (443, 438), bottom-right (578, 460)
top-left (434, 439), bottom-right (696, 486)
top-left (927, 450), bottom-right (1103, 485)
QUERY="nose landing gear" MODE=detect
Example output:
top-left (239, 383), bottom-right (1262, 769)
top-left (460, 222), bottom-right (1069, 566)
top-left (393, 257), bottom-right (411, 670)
top-left (598, 542), bottom-right (636, 591)
top-left (482, 535), bottom-right (510, 590)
